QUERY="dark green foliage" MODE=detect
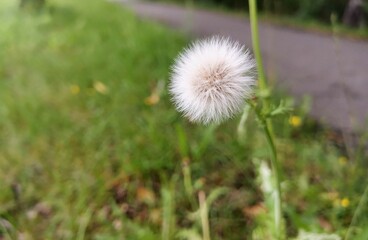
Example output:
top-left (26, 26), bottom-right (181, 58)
top-left (157, 0), bottom-right (362, 24)
top-left (260, 0), bottom-right (347, 21)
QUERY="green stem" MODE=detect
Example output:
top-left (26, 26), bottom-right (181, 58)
top-left (248, 100), bottom-right (283, 239)
top-left (249, 0), bottom-right (267, 94)
top-left (248, 0), bottom-right (282, 237)
top-left (249, 0), bottom-right (273, 136)
top-left (248, 0), bottom-right (274, 134)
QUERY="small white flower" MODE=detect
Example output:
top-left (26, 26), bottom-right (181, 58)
top-left (170, 36), bottom-right (256, 124)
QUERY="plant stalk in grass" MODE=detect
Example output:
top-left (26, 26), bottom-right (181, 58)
top-left (248, 100), bottom-right (283, 238)
top-left (199, 191), bottom-right (211, 240)
top-left (248, 0), bottom-right (283, 238)
top-left (182, 158), bottom-right (197, 209)
top-left (345, 182), bottom-right (368, 240)
top-left (261, 117), bottom-right (282, 238)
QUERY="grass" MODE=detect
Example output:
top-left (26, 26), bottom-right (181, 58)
top-left (259, 13), bottom-right (368, 41)
top-left (0, 0), bottom-right (367, 239)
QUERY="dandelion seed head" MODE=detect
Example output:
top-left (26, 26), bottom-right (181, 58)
top-left (170, 36), bottom-right (256, 124)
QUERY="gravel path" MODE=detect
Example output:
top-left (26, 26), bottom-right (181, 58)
top-left (121, 1), bottom-right (368, 132)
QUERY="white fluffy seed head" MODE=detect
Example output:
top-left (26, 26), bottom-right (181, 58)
top-left (169, 36), bottom-right (257, 124)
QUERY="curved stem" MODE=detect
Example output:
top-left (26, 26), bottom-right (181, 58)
top-left (249, 0), bottom-right (267, 95)
top-left (248, 100), bottom-right (283, 239)
top-left (248, 0), bottom-right (282, 237)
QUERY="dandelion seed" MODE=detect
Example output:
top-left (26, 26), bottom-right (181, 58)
top-left (289, 115), bottom-right (302, 127)
top-left (70, 85), bottom-right (80, 95)
top-left (340, 198), bottom-right (350, 208)
top-left (169, 36), bottom-right (256, 124)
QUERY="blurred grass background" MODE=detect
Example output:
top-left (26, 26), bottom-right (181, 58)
top-left (0, 0), bottom-right (367, 239)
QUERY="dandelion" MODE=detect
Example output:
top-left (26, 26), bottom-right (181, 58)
top-left (289, 115), bottom-right (302, 127)
top-left (340, 197), bottom-right (350, 208)
top-left (169, 36), bottom-right (256, 124)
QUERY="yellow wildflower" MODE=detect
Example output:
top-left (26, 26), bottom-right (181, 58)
top-left (70, 85), bottom-right (80, 95)
top-left (338, 156), bottom-right (348, 166)
top-left (93, 81), bottom-right (108, 94)
top-left (340, 198), bottom-right (350, 208)
top-left (289, 115), bottom-right (302, 127)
